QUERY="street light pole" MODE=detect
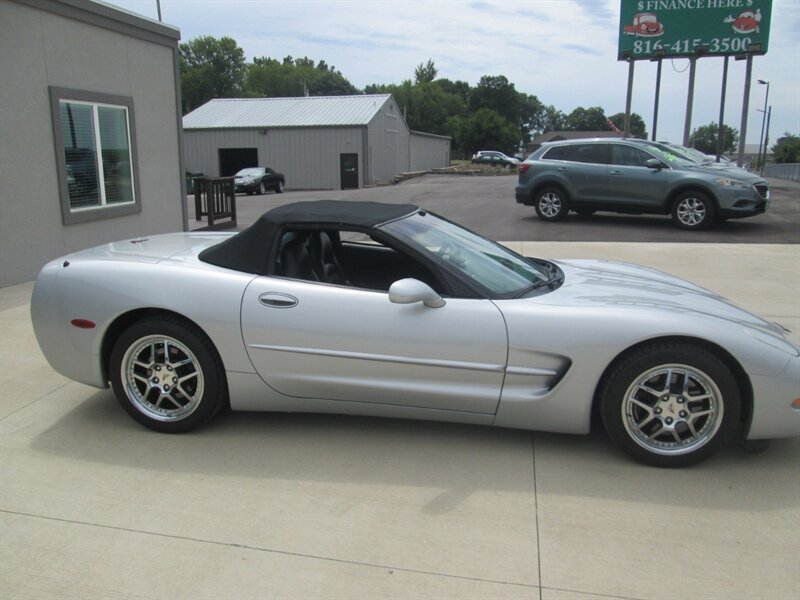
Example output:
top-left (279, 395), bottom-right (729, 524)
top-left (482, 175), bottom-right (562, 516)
top-left (760, 106), bottom-right (771, 177)
top-left (756, 79), bottom-right (769, 170)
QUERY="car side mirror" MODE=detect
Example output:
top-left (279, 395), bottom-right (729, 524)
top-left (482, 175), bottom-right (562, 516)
top-left (645, 158), bottom-right (664, 169)
top-left (388, 278), bottom-right (446, 308)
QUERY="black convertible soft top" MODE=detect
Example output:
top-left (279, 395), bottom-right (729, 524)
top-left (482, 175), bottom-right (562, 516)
top-left (198, 200), bottom-right (418, 275)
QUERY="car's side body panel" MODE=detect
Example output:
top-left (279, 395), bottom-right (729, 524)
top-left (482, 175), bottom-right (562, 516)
top-left (241, 276), bottom-right (508, 414)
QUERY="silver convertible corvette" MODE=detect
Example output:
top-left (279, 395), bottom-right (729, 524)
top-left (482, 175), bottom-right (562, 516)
top-left (31, 201), bottom-right (799, 467)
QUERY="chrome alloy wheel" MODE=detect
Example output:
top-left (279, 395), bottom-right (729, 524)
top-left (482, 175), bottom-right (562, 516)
top-left (675, 197), bottom-right (706, 227)
top-left (121, 335), bottom-right (205, 422)
top-left (538, 192), bottom-right (562, 218)
top-left (622, 364), bottom-right (723, 456)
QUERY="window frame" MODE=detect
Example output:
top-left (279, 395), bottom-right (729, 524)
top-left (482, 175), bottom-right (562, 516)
top-left (49, 86), bottom-right (142, 225)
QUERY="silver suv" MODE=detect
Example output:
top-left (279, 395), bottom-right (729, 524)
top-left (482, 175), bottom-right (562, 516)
top-left (515, 138), bottom-right (769, 230)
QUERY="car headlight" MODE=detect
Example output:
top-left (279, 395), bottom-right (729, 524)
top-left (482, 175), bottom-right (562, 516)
top-left (715, 178), bottom-right (750, 188)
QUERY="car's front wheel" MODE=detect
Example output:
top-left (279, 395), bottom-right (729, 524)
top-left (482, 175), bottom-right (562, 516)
top-left (259, 181), bottom-right (267, 195)
top-left (534, 187), bottom-right (569, 221)
top-left (599, 342), bottom-right (740, 467)
top-left (110, 316), bottom-right (227, 433)
top-left (671, 191), bottom-right (715, 230)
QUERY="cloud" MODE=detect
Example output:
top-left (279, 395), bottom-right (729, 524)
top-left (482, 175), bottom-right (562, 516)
top-left (106, 0), bottom-right (799, 141)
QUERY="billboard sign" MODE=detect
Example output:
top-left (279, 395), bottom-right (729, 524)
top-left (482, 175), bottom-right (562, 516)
top-left (618, 0), bottom-right (772, 60)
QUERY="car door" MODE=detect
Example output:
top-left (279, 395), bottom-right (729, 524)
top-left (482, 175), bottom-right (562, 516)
top-left (563, 143), bottom-right (608, 203)
top-left (606, 144), bottom-right (666, 207)
top-left (240, 277), bottom-right (508, 414)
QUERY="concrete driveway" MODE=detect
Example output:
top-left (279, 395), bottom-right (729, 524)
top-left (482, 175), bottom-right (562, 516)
top-left (2, 237), bottom-right (798, 599)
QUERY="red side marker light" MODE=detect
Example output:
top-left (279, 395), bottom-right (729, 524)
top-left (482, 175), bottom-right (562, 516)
top-left (70, 319), bottom-right (96, 329)
top-left (519, 163), bottom-right (531, 175)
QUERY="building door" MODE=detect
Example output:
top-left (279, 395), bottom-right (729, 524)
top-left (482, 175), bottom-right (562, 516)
top-left (219, 148), bottom-right (258, 176)
top-left (340, 153), bottom-right (359, 189)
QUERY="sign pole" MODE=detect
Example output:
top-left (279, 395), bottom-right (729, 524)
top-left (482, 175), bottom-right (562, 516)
top-left (652, 56), bottom-right (663, 141)
top-left (683, 57), bottom-right (697, 146)
top-left (737, 53), bottom-right (753, 168)
top-left (716, 56), bottom-right (729, 161)
top-left (624, 56), bottom-right (634, 137)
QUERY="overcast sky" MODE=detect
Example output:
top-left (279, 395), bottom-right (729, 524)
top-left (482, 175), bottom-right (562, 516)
top-left (106, 0), bottom-right (799, 147)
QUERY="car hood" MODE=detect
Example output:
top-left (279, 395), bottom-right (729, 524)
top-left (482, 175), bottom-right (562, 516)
top-left (61, 232), bottom-right (234, 264)
top-left (542, 259), bottom-right (786, 336)
top-left (684, 164), bottom-right (765, 183)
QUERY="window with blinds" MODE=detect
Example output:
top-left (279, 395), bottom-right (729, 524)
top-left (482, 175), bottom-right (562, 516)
top-left (58, 99), bottom-right (135, 211)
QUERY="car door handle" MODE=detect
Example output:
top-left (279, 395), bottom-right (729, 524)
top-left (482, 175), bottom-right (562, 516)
top-left (609, 170), bottom-right (621, 175)
top-left (259, 293), bottom-right (298, 308)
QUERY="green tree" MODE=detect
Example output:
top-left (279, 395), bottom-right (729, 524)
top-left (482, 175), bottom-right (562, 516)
top-left (689, 122), bottom-right (738, 154)
top-left (469, 75), bottom-right (519, 125)
top-left (564, 106), bottom-right (608, 131)
top-left (434, 78), bottom-right (470, 106)
top-left (771, 133), bottom-right (800, 163)
top-left (414, 59), bottom-right (438, 84)
top-left (447, 108), bottom-right (518, 156)
top-left (246, 55), bottom-right (358, 98)
top-left (607, 112), bottom-right (647, 139)
top-left (180, 36), bottom-right (247, 113)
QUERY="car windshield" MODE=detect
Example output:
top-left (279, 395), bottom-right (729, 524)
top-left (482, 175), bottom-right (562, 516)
top-left (641, 144), bottom-right (697, 167)
top-left (236, 168), bottom-right (263, 176)
top-left (380, 212), bottom-right (550, 296)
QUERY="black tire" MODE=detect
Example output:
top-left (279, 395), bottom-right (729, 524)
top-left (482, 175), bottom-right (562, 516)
top-left (599, 342), bottom-right (740, 468)
top-left (275, 179), bottom-right (284, 193)
top-left (110, 316), bottom-right (228, 433)
top-left (534, 187), bottom-right (569, 221)
top-left (259, 181), bottom-right (267, 195)
top-left (671, 191), bottom-right (715, 230)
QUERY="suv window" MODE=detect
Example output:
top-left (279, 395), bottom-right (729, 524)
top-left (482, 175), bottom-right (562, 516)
top-left (610, 144), bottom-right (652, 167)
top-left (542, 145), bottom-right (571, 161)
top-left (572, 144), bottom-right (607, 165)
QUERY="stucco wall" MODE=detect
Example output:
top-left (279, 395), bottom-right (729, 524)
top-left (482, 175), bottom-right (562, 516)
top-left (0, 0), bottom-right (183, 286)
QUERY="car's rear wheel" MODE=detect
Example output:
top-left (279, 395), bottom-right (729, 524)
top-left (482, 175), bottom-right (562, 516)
top-left (534, 187), bottom-right (569, 221)
top-left (276, 180), bottom-right (284, 193)
top-left (599, 342), bottom-right (740, 467)
top-left (671, 191), bottom-right (715, 230)
top-left (259, 181), bottom-right (267, 195)
top-left (110, 316), bottom-right (227, 433)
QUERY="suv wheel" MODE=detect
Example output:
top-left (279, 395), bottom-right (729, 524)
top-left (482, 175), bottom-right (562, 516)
top-left (671, 191), bottom-right (715, 230)
top-left (534, 188), bottom-right (569, 221)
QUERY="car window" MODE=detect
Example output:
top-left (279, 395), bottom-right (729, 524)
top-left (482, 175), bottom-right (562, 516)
top-left (542, 145), bottom-right (571, 161)
top-left (236, 168), bottom-right (264, 176)
top-left (611, 144), bottom-right (651, 167)
top-left (572, 144), bottom-right (607, 165)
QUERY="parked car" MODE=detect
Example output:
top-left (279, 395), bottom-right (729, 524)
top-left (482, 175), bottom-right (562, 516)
top-left (234, 167), bottom-right (284, 195)
top-left (31, 200), bottom-right (799, 467)
top-left (471, 151), bottom-right (520, 167)
top-left (515, 138), bottom-right (769, 229)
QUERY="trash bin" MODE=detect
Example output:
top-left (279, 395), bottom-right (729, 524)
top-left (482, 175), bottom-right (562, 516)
top-left (186, 170), bottom-right (204, 194)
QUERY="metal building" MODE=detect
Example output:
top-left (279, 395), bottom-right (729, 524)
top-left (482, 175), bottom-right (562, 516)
top-left (182, 95), bottom-right (451, 190)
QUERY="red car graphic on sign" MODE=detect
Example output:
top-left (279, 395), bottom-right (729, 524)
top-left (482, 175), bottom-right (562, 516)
top-left (623, 13), bottom-right (664, 37)
top-left (725, 9), bottom-right (761, 34)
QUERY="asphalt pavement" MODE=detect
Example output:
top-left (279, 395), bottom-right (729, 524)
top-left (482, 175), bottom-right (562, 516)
top-left (191, 174), bottom-right (800, 244)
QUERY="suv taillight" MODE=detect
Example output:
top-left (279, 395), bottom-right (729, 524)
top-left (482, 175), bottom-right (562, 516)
top-left (519, 163), bottom-right (531, 175)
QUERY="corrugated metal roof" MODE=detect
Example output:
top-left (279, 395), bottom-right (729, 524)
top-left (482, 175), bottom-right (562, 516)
top-left (183, 95), bottom-right (392, 129)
